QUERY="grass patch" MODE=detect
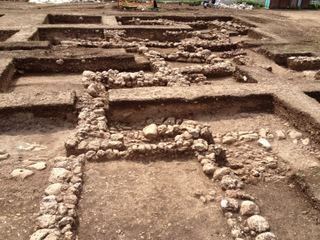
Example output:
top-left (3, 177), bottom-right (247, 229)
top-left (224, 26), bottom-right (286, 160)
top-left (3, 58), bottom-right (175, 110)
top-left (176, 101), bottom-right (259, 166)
top-left (157, 0), bottom-right (203, 3)
top-left (309, 3), bottom-right (320, 9)
top-left (236, 0), bottom-right (264, 8)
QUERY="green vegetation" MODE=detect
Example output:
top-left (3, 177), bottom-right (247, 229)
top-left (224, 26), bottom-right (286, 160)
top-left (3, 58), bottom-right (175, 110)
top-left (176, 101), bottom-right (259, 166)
top-left (312, 169), bottom-right (319, 174)
top-left (309, 3), bottom-right (320, 9)
top-left (236, 0), bottom-right (264, 8)
top-left (297, 173), bottom-right (305, 178)
top-left (157, 0), bottom-right (203, 3)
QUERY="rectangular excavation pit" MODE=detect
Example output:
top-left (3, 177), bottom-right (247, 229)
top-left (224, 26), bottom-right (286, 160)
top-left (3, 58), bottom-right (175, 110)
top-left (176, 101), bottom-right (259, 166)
top-left (78, 159), bottom-right (231, 240)
top-left (45, 14), bottom-right (102, 24)
top-left (80, 95), bottom-right (320, 240)
top-left (13, 51), bottom-right (149, 73)
top-left (108, 94), bottom-right (274, 124)
top-left (0, 30), bottom-right (19, 42)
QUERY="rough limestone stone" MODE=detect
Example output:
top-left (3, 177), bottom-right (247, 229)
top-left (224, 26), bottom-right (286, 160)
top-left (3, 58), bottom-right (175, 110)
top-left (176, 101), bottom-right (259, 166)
top-left (288, 130), bottom-right (302, 139)
top-left (49, 168), bottom-right (72, 183)
top-left (275, 130), bottom-right (286, 140)
top-left (239, 133), bottom-right (259, 142)
top-left (11, 169), bottom-right (34, 179)
top-left (221, 175), bottom-right (243, 191)
top-left (255, 232), bottom-right (277, 240)
top-left (258, 138), bottom-right (271, 150)
top-left (240, 201), bottom-right (260, 216)
top-left (40, 196), bottom-right (58, 215)
top-left (43, 233), bottom-right (59, 240)
top-left (221, 198), bottom-right (239, 212)
top-left (258, 128), bottom-right (268, 138)
top-left (85, 150), bottom-right (96, 161)
top-left (88, 140), bottom-right (101, 151)
top-left (203, 163), bottom-right (216, 175)
top-left (45, 183), bottom-right (63, 196)
top-left (107, 140), bottom-right (125, 150)
top-left (247, 215), bottom-right (270, 233)
top-left (222, 136), bottom-right (237, 145)
top-left (110, 133), bottom-right (124, 141)
top-left (192, 139), bottom-right (208, 152)
top-left (30, 229), bottom-right (52, 240)
top-left (200, 127), bottom-right (214, 144)
top-left (37, 214), bottom-right (56, 228)
top-left (0, 153), bottom-right (9, 160)
top-left (213, 167), bottom-right (231, 180)
top-left (143, 124), bottom-right (158, 139)
top-left (87, 83), bottom-right (100, 97)
top-left (29, 162), bottom-right (47, 170)
top-left (301, 138), bottom-right (310, 145)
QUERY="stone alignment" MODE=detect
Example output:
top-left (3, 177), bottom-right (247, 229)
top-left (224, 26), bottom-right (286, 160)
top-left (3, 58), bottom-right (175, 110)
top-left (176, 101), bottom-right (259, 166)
top-left (1, 7), bottom-right (320, 240)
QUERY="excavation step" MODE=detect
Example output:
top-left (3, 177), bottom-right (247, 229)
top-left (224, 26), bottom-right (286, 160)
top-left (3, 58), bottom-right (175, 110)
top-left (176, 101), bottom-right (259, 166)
top-left (0, 41), bottom-right (51, 51)
top-left (0, 91), bottom-right (75, 117)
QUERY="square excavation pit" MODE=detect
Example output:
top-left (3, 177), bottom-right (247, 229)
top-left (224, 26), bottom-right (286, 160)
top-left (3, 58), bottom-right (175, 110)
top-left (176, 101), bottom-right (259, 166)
top-left (78, 94), bottom-right (320, 239)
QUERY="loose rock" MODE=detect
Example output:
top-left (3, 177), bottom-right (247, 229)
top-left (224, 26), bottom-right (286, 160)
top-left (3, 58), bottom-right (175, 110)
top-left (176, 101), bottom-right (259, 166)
top-left (288, 130), bottom-right (302, 139)
top-left (192, 139), bottom-right (208, 152)
top-left (221, 198), bottom-right (239, 212)
top-left (203, 163), bottom-right (216, 175)
top-left (29, 162), bottom-right (47, 170)
top-left (45, 183), bottom-right (63, 196)
top-left (0, 153), bottom-right (9, 160)
top-left (49, 168), bottom-right (72, 183)
top-left (247, 215), bottom-right (270, 233)
top-left (258, 138), bottom-right (271, 150)
top-left (213, 167), bottom-right (231, 180)
top-left (240, 201), bottom-right (260, 216)
top-left (11, 169), bottom-right (34, 179)
top-left (221, 175), bottom-right (244, 191)
top-left (275, 130), bottom-right (286, 140)
top-left (143, 124), bottom-right (158, 139)
top-left (255, 232), bottom-right (277, 240)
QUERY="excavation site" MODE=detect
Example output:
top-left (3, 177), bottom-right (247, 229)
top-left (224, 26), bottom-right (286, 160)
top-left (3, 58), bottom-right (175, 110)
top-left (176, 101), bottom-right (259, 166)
top-left (0, 2), bottom-right (320, 240)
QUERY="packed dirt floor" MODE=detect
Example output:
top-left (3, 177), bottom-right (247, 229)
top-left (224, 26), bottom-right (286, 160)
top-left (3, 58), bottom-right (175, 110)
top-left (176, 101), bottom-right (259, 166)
top-left (1, 2), bottom-right (320, 240)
